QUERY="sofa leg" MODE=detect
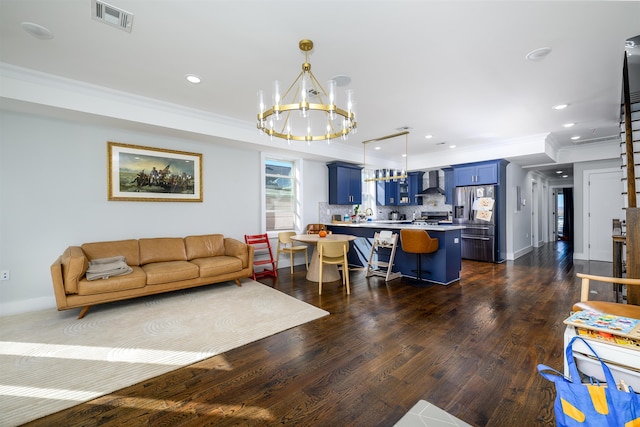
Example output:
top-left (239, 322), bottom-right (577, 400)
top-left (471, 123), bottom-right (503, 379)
top-left (77, 305), bottom-right (91, 319)
top-left (235, 279), bottom-right (242, 286)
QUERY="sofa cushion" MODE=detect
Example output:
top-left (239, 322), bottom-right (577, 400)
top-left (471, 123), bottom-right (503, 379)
top-left (81, 239), bottom-right (140, 266)
top-left (61, 246), bottom-right (89, 294)
top-left (139, 238), bottom-right (187, 265)
top-left (185, 234), bottom-right (225, 260)
top-left (77, 266), bottom-right (146, 295)
top-left (142, 261), bottom-right (199, 285)
top-left (191, 256), bottom-right (243, 278)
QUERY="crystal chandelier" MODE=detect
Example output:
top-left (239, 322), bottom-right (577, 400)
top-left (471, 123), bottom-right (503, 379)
top-left (257, 39), bottom-right (357, 142)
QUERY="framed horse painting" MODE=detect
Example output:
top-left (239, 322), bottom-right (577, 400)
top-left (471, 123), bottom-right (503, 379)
top-left (108, 142), bottom-right (203, 202)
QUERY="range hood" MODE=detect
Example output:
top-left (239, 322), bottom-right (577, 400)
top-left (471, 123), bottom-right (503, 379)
top-left (417, 170), bottom-right (444, 196)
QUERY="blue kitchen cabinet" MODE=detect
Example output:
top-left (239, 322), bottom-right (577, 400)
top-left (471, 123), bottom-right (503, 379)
top-left (406, 171), bottom-right (424, 205)
top-left (377, 179), bottom-right (398, 205)
top-left (377, 171), bottom-right (423, 206)
top-left (328, 162), bottom-right (362, 205)
top-left (453, 160), bottom-right (504, 186)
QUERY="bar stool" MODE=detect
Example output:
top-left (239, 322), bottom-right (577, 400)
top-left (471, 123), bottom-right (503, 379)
top-left (400, 229), bottom-right (439, 282)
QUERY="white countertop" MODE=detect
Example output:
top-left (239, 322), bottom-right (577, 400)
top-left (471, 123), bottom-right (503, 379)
top-left (328, 221), bottom-right (466, 231)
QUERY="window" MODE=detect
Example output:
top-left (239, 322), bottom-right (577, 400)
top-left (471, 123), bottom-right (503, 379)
top-left (362, 168), bottom-right (376, 217)
top-left (265, 158), bottom-right (296, 232)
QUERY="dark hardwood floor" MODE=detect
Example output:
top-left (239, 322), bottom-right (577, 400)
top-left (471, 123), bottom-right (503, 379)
top-left (25, 241), bottom-right (617, 427)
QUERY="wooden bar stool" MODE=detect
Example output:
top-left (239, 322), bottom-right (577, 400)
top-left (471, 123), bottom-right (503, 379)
top-left (400, 229), bottom-right (439, 282)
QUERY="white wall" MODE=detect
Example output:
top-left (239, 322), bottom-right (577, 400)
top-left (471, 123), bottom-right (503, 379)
top-left (506, 163), bottom-right (535, 259)
top-left (301, 159), bottom-right (329, 224)
top-left (0, 111), bottom-right (327, 315)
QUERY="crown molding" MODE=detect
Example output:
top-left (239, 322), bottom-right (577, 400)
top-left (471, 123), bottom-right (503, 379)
top-left (0, 62), bottom-right (368, 164)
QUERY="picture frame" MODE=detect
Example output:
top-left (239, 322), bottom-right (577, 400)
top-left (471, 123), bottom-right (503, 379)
top-left (108, 142), bottom-right (202, 202)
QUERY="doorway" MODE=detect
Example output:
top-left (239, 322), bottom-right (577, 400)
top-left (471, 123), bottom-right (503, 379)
top-left (532, 181), bottom-right (538, 247)
top-left (554, 188), bottom-right (573, 245)
top-left (556, 191), bottom-right (565, 240)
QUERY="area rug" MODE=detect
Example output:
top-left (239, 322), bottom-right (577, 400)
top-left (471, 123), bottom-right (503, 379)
top-left (394, 400), bottom-right (472, 427)
top-left (0, 280), bottom-right (328, 426)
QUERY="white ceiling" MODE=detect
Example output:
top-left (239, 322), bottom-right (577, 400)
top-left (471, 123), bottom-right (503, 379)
top-left (1, 0), bottom-right (639, 183)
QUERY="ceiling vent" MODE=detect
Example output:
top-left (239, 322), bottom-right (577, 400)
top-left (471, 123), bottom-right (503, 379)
top-left (91, 0), bottom-right (133, 33)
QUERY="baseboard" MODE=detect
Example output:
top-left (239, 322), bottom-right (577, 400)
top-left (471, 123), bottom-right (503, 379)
top-left (506, 245), bottom-right (533, 260)
top-left (512, 245), bottom-right (533, 260)
top-left (573, 252), bottom-right (587, 260)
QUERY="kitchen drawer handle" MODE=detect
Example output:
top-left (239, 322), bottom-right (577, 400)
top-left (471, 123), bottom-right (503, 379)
top-left (461, 236), bottom-right (491, 241)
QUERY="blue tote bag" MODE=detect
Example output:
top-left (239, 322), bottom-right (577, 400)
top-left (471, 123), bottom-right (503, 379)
top-left (538, 336), bottom-right (640, 426)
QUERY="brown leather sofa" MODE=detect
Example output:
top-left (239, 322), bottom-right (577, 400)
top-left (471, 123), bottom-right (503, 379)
top-left (51, 234), bottom-right (254, 318)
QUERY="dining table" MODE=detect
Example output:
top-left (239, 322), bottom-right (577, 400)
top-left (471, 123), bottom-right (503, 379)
top-left (290, 233), bottom-right (357, 282)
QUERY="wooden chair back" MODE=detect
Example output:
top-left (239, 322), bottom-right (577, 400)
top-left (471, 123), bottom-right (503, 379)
top-left (318, 240), bottom-right (348, 260)
top-left (306, 224), bottom-right (331, 235)
top-left (278, 231), bottom-right (297, 246)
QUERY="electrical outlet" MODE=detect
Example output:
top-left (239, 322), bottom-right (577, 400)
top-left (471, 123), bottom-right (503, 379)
top-left (0, 270), bottom-right (9, 281)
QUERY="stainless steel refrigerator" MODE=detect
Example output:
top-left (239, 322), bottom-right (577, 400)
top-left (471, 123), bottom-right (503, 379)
top-left (453, 185), bottom-right (499, 262)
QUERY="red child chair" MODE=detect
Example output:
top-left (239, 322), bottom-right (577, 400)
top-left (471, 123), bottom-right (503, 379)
top-left (244, 234), bottom-right (277, 279)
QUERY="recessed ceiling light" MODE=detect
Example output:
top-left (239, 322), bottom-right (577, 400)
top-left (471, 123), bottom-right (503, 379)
top-left (21, 22), bottom-right (54, 40)
top-left (374, 146), bottom-right (381, 150)
top-left (556, 170), bottom-right (563, 174)
top-left (571, 136), bottom-right (580, 140)
top-left (526, 47), bottom-right (552, 61)
top-left (401, 154), bottom-right (407, 157)
top-left (449, 145), bottom-right (456, 149)
top-left (563, 123), bottom-right (575, 128)
top-left (562, 175), bottom-right (568, 178)
top-left (425, 135), bottom-right (433, 139)
top-left (185, 74), bottom-right (201, 84)
top-left (553, 104), bottom-right (568, 110)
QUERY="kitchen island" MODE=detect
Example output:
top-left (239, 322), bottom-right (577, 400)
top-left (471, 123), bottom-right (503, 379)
top-left (327, 222), bottom-right (464, 285)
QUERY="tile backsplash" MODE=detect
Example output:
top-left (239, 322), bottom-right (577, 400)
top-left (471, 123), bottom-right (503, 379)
top-left (320, 194), bottom-right (451, 223)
